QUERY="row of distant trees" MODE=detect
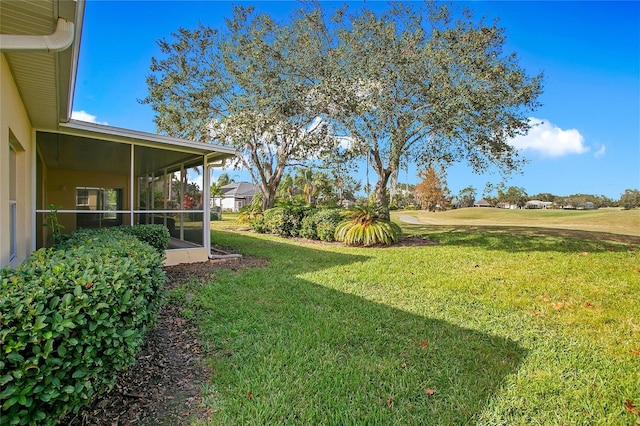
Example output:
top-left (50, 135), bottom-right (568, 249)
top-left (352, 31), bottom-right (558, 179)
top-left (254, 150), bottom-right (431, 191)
top-left (213, 163), bottom-right (640, 211)
top-left (391, 167), bottom-right (640, 211)
top-left (405, 184), bottom-right (640, 211)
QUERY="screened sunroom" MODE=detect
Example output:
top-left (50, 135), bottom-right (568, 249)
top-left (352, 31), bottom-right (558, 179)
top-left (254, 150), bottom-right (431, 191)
top-left (35, 120), bottom-right (237, 265)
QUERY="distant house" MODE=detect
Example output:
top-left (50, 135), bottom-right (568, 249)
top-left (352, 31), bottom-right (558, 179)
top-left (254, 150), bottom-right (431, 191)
top-left (496, 202), bottom-right (520, 210)
top-left (526, 200), bottom-right (553, 209)
top-left (212, 182), bottom-right (259, 212)
top-left (473, 199), bottom-right (492, 207)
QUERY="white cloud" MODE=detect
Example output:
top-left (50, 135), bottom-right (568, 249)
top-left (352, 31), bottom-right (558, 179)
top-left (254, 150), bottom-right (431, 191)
top-left (594, 144), bottom-right (606, 158)
top-left (71, 110), bottom-right (108, 125)
top-left (509, 118), bottom-right (588, 158)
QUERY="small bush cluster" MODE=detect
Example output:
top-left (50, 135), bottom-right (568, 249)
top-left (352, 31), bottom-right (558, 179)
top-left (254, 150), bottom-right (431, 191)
top-left (253, 206), bottom-right (342, 242)
top-left (0, 227), bottom-right (166, 425)
top-left (253, 205), bottom-right (312, 238)
top-left (300, 209), bottom-right (343, 242)
top-left (250, 204), bottom-right (401, 246)
top-left (114, 224), bottom-right (169, 253)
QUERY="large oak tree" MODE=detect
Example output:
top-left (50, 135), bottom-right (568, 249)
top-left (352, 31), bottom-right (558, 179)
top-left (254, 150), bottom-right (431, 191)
top-left (314, 3), bottom-right (543, 218)
top-left (143, 3), bottom-right (542, 217)
top-left (142, 7), bottom-right (336, 210)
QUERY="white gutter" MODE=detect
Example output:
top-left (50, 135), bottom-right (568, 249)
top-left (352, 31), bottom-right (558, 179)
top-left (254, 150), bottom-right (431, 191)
top-left (0, 18), bottom-right (75, 52)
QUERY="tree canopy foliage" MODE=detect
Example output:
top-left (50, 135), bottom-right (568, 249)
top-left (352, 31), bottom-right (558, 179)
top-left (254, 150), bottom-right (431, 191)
top-left (142, 2), bottom-right (543, 215)
top-left (456, 185), bottom-right (477, 208)
top-left (318, 3), bottom-right (542, 218)
top-left (142, 7), bottom-right (337, 209)
top-left (619, 189), bottom-right (640, 209)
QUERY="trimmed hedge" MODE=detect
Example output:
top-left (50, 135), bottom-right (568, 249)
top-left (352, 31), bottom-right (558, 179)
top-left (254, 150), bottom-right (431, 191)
top-left (0, 228), bottom-right (166, 425)
top-left (254, 207), bottom-right (342, 242)
top-left (314, 209), bottom-right (342, 242)
top-left (299, 214), bottom-right (318, 240)
top-left (113, 224), bottom-right (169, 253)
top-left (299, 209), bottom-right (342, 242)
top-left (261, 207), bottom-right (285, 235)
top-left (258, 206), bottom-right (311, 238)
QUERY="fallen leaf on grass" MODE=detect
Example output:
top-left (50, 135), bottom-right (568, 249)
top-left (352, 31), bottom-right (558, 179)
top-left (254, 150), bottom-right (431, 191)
top-left (386, 396), bottom-right (395, 407)
top-left (401, 362), bottom-right (408, 368)
top-left (578, 252), bottom-right (589, 257)
top-left (425, 389), bottom-right (437, 396)
top-left (540, 295), bottom-right (550, 302)
top-left (625, 400), bottom-right (639, 415)
top-left (246, 390), bottom-right (253, 400)
top-left (584, 301), bottom-right (594, 308)
top-left (550, 302), bottom-right (567, 311)
top-left (420, 340), bottom-right (429, 348)
top-left (630, 350), bottom-right (640, 356)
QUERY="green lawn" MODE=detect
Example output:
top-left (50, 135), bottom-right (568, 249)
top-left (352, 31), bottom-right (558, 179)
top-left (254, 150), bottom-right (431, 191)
top-left (392, 207), bottom-right (640, 237)
top-left (172, 214), bottom-right (639, 425)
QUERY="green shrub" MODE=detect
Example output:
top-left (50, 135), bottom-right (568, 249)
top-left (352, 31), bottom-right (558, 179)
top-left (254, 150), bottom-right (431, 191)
top-left (262, 208), bottom-right (285, 235)
top-left (334, 204), bottom-right (402, 246)
top-left (261, 206), bottom-right (312, 238)
top-left (59, 225), bottom-right (169, 253)
top-left (0, 229), bottom-right (166, 425)
top-left (314, 209), bottom-right (342, 242)
top-left (113, 224), bottom-right (169, 253)
top-left (298, 208), bottom-right (342, 242)
top-left (281, 205), bottom-right (311, 238)
top-left (299, 213), bottom-right (318, 240)
top-left (249, 213), bottom-right (266, 233)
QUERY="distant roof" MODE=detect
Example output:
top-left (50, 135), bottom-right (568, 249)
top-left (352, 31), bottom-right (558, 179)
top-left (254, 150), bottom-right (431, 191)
top-left (221, 182), bottom-right (259, 198)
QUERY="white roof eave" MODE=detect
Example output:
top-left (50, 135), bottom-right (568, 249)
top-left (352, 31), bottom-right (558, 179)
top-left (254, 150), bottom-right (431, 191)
top-left (59, 120), bottom-right (238, 158)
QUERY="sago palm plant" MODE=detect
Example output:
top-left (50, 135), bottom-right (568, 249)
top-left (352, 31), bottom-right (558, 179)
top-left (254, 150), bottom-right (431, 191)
top-left (334, 204), bottom-right (402, 246)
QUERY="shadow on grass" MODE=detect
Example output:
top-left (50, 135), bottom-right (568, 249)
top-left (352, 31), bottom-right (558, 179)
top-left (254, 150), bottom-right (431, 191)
top-left (189, 232), bottom-right (525, 424)
top-left (399, 223), bottom-right (640, 253)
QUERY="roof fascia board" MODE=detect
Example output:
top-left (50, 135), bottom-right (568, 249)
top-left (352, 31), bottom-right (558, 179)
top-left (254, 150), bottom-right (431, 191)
top-left (59, 120), bottom-right (237, 156)
top-left (61, 0), bottom-right (85, 123)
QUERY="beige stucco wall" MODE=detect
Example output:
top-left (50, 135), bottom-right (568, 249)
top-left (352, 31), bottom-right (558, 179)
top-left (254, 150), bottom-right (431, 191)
top-left (0, 54), bottom-right (35, 268)
top-left (164, 248), bottom-right (209, 266)
top-left (46, 169), bottom-right (129, 233)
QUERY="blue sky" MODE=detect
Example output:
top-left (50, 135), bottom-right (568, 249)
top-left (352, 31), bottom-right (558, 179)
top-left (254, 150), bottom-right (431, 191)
top-left (72, 1), bottom-right (639, 200)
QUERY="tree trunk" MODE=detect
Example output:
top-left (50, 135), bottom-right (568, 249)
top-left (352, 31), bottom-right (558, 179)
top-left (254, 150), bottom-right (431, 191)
top-left (374, 172), bottom-right (392, 221)
top-left (262, 188), bottom-right (276, 211)
top-left (389, 168), bottom-right (398, 205)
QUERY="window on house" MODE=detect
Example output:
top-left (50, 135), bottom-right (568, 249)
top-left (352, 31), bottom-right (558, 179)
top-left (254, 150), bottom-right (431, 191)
top-left (76, 189), bottom-right (90, 206)
top-left (75, 187), bottom-right (123, 228)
